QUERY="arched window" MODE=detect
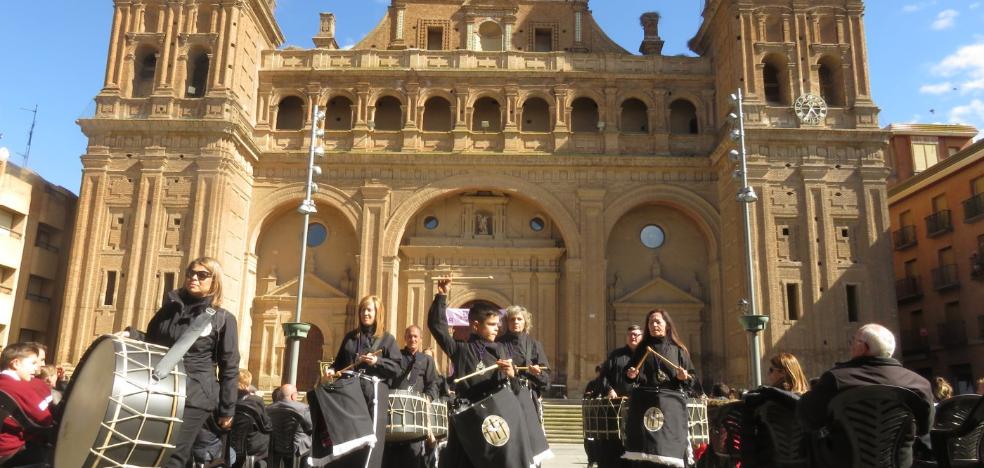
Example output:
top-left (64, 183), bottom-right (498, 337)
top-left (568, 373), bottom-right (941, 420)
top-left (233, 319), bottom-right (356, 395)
top-left (472, 97), bottom-right (502, 132)
top-left (571, 97), bottom-right (600, 133)
top-left (762, 54), bottom-right (788, 105)
top-left (131, 47), bottom-right (158, 98)
top-left (373, 96), bottom-right (403, 131)
top-left (669, 99), bottom-right (699, 135)
top-left (818, 56), bottom-right (845, 107)
top-left (478, 21), bottom-right (503, 52)
top-left (325, 96), bottom-right (353, 131)
top-left (521, 98), bottom-right (550, 132)
top-left (275, 96), bottom-right (305, 130)
top-left (620, 98), bottom-right (649, 133)
top-left (185, 50), bottom-right (209, 98)
top-left (422, 96), bottom-right (453, 132)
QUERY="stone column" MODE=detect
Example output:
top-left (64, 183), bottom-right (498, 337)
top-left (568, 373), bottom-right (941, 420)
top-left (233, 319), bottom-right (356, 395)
top-left (389, 3), bottom-right (407, 50)
top-left (573, 188), bottom-right (606, 390)
top-left (356, 184), bottom-right (391, 301)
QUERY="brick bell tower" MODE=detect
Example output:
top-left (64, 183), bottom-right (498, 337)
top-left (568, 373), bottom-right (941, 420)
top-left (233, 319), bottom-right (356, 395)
top-left (57, 0), bottom-right (284, 364)
top-left (691, 0), bottom-right (896, 382)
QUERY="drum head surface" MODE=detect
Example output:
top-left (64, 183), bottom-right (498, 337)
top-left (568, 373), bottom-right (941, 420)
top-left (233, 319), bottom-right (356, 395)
top-left (55, 337), bottom-right (116, 465)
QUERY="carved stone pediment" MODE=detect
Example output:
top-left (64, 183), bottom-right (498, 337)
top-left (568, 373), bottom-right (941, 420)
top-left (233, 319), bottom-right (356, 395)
top-left (259, 272), bottom-right (349, 300)
top-left (615, 277), bottom-right (703, 307)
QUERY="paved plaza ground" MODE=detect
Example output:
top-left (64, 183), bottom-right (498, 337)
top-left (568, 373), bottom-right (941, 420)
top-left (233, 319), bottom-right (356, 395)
top-left (543, 443), bottom-right (589, 467)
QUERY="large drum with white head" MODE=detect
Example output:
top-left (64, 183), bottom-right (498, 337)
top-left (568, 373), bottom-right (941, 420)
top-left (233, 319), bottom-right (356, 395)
top-left (55, 335), bottom-right (186, 467)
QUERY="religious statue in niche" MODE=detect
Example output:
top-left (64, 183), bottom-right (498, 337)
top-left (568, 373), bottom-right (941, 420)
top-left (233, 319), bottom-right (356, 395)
top-left (689, 272), bottom-right (704, 300)
top-left (476, 212), bottom-right (492, 235)
top-left (650, 254), bottom-right (662, 279)
top-left (608, 272), bottom-right (620, 305)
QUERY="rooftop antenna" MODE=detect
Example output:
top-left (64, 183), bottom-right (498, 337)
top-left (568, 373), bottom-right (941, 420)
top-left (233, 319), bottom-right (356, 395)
top-left (18, 105), bottom-right (38, 167)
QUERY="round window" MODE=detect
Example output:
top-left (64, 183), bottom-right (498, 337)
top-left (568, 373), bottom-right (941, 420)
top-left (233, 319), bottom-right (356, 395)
top-left (307, 223), bottom-right (329, 247)
top-left (530, 217), bottom-right (545, 232)
top-left (640, 225), bottom-right (665, 249)
top-left (423, 216), bottom-right (439, 230)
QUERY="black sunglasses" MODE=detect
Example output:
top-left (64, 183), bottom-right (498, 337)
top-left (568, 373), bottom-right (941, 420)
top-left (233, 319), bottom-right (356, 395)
top-left (186, 269), bottom-right (213, 280)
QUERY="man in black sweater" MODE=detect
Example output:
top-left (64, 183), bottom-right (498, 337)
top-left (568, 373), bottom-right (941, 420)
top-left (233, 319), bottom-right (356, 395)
top-left (594, 325), bottom-right (642, 468)
top-left (383, 325), bottom-right (440, 468)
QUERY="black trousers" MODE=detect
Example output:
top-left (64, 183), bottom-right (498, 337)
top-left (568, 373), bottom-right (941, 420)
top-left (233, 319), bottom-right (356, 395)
top-left (165, 405), bottom-right (213, 468)
top-left (382, 441), bottom-right (426, 468)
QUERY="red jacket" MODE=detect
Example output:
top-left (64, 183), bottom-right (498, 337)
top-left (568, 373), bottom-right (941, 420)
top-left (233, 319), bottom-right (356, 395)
top-left (0, 374), bottom-right (53, 457)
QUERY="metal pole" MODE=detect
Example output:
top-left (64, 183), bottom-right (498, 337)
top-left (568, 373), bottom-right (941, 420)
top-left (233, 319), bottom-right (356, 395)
top-left (734, 89), bottom-right (764, 388)
top-left (287, 104), bottom-right (321, 386)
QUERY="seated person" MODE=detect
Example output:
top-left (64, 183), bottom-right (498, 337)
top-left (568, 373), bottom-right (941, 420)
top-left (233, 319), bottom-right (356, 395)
top-left (192, 416), bottom-right (227, 467)
top-left (0, 342), bottom-right (53, 465)
top-left (267, 384), bottom-right (313, 460)
top-left (232, 369), bottom-right (271, 466)
top-left (797, 323), bottom-right (933, 462)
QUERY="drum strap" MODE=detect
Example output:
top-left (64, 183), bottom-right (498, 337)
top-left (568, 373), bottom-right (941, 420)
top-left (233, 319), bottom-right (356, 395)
top-left (152, 307), bottom-right (217, 381)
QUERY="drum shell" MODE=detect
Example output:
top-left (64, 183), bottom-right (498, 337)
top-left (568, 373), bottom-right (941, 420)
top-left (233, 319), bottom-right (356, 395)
top-left (55, 335), bottom-right (186, 468)
top-left (386, 389), bottom-right (431, 443)
top-left (581, 397), bottom-right (627, 440)
top-left (429, 400), bottom-right (449, 439)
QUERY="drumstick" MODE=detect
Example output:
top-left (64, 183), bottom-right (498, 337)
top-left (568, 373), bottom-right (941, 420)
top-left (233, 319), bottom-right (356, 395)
top-left (516, 366), bottom-right (550, 371)
top-left (453, 359), bottom-right (512, 384)
top-left (335, 349), bottom-right (383, 374)
top-left (432, 276), bottom-right (494, 280)
top-left (632, 347), bottom-right (652, 371)
top-left (647, 346), bottom-right (685, 373)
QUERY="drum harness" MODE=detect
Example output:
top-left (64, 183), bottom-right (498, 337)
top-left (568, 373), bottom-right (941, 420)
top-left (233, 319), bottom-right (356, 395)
top-left (151, 307), bottom-right (217, 382)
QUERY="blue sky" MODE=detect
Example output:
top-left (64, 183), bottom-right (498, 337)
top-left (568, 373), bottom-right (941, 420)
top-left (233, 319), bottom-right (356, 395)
top-left (1, 0), bottom-right (982, 194)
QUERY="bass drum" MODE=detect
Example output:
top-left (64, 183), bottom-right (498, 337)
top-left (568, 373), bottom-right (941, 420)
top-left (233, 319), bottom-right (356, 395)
top-left (55, 335), bottom-right (186, 467)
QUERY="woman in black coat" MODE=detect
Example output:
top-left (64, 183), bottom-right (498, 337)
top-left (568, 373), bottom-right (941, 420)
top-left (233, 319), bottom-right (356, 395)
top-left (625, 308), bottom-right (696, 391)
top-left (130, 256), bottom-right (240, 468)
top-left (322, 295), bottom-right (402, 468)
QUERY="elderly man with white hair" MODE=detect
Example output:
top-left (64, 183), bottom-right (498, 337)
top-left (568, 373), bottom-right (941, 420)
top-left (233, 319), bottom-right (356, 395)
top-left (797, 323), bottom-right (933, 432)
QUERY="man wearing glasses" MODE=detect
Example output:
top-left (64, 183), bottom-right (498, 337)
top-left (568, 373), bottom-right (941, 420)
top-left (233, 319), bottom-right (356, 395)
top-left (590, 325), bottom-right (643, 468)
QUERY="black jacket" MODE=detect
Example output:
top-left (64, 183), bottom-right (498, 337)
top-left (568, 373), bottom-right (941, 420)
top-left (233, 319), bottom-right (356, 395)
top-left (393, 348), bottom-right (440, 400)
top-left (497, 331), bottom-right (551, 393)
top-left (797, 355), bottom-right (934, 433)
top-left (235, 392), bottom-right (272, 457)
top-left (627, 336), bottom-right (696, 393)
top-left (332, 326), bottom-right (402, 387)
top-left (135, 289), bottom-right (240, 417)
top-left (427, 294), bottom-right (513, 401)
top-left (600, 346), bottom-right (636, 397)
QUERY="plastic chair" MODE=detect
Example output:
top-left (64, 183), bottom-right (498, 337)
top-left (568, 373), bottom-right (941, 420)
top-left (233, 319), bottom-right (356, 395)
top-left (709, 401), bottom-right (744, 465)
top-left (813, 385), bottom-right (928, 468)
top-left (753, 397), bottom-right (809, 467)
top-left (931, 395), bottom-right (984, 468)
top-left (268, 406), bottom-right (304, 468)
top-left (0, 390), bottom-right (55, 467)
top-left (228, 407), bottom-right (260, 468)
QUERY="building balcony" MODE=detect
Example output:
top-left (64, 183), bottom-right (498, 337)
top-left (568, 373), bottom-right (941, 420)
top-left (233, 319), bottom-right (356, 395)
top-left (892, 225), bottom-right (917, 250)
top-left (938, 320), bottom-right (968, 348)
top-left (972, 252), bottom-right (984, 280)
top-left (900, 329), bottom-right (930, 355)
top-left (925, 210), bottom-right (953, 237)
top-left (895, 276), bottom-right (923, 302)
top-left (932, 264), bottom-right (960, 291)
top-left (963, 192), bottom-right (984, 223)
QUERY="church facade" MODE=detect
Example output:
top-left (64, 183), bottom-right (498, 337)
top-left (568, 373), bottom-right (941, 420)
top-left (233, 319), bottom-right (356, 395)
top-left (57, 0), bottom-right (896, 392)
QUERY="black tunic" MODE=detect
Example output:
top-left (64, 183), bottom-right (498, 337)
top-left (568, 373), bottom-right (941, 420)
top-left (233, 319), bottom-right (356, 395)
top-left (331, 326), bottom-right (402, 386)
top-left (139, 289), bottom-right (240, 417)
top-left (600, 346), bottom-right (636, 397)
top-left (496, 331), bottom-right (551, 395)
top-left (627, 336), bottom-right (696, 392)
top-left (427, 294), bottom-right (512, 401)
top-left (392, 348), bottom-right (440, 400)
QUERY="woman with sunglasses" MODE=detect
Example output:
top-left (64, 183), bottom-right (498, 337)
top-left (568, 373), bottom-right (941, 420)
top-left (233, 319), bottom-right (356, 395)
top-left (129, 256), bottom-right (240, 468)
top-left (766, 352), bottom-right (809, 395)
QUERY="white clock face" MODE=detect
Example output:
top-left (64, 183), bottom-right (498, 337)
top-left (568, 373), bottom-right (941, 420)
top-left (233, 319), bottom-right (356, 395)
top-left (794, 94), bottom-right (828, 125)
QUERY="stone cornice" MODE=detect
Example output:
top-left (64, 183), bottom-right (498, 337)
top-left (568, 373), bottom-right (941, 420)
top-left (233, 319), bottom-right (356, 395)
top-left (77, 117), bottom-right (262, 164)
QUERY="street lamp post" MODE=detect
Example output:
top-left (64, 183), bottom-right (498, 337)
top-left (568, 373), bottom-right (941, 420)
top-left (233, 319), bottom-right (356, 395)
top-left (728, 89), bottom-right (769, 388)
top-left (284, 105), bottom-right (326, 386)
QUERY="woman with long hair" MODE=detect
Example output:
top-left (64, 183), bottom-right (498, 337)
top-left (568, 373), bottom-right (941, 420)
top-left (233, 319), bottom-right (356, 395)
top-left (321, 295), bottom-right (401, 468)
top-left (766, 352), bottom-right (810, 395)
top-left (497, 305), bottom-right (550, 396)
top-left (134, 256), bottom-right (240, 468)
top-left (625, 308), bottom-right (697, 391)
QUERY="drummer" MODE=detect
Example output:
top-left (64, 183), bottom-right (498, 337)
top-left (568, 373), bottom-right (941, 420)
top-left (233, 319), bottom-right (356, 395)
top-left (383, 325), bottom-right (440, 468)
top-left (427, 278), bottom-right (520, 468)
top-left (625, 309), bottom-right (696, 391)
top-left (321, 295), bottom-right (402, 468)
top-left (497, 306), bottom-right (550, 399)
top-left (593, 325), bottom-right (642, 468)
top-left (128, 257), bottom-right (240, 468)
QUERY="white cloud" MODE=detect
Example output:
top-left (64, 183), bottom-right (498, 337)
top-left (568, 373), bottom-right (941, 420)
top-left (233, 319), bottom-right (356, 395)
top-left (931, 40), bottom-right (984, 94)
top-left (920, 82), bottom-right (955, 94)
top-left (970, 2), bottom-right (981, 9)
top-left (949, 99), bottom-right (984, 131)
top-left (932, 9), bottom-right (959, 30)
top-left (341, 44), bottom-right (355, 50)
top-left (903, 1), bottom-right (938, 13)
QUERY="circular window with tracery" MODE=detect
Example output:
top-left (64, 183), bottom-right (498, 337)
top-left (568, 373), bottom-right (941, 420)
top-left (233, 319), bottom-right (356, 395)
top-left (640, 225), bottom-right (665, 249)
top-left (307, 223), bottom-right (329, 247)
top-left (530, 217), bottom-right (545, 232)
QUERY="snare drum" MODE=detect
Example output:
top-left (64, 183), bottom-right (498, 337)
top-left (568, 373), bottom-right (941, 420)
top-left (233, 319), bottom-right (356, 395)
top-left (581, 397), bottom-right (628, 440)
top-left (386, 389), bottom-right (431, 442)
top-left (687, 397), bottom-right (710, 447)
top-left (429, 399), bottom-right (449, 439)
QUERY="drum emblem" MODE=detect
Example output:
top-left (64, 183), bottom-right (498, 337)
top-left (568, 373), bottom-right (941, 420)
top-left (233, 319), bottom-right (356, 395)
top-left (643, 406), bottom-right (665, 432)
top-left (481, 415), bottom-right (511, 446)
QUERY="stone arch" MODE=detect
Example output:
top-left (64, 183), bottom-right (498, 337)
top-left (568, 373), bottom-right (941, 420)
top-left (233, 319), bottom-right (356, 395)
top-left (668, 98), bottom-right (699, 135)
top-left (466, 90), bottom-right (505, 108)
top-left (369, 89), bottom-right (406, 105)
top-left (419, 88), bottom-right (456, 104)
top-left (617, 92), bottom-right (656, 111)
top-left (321, 89), bottom-right (359, 108)
top-left (520, 97), bottom-right (551, 132)
top-left (247, 183), bottom-right (361, 253)
top-left (449, 289), bottom-right (513, 309)
top-left (761, 53), bottom-right (790, 105)
top-left (518, 90), bottom-right (555, 109)
top-left (275, 96), bottom-right (306, 130)
top-left (422, 96), bottom-right (454, 132)
top-left (603, 184), bottom-right (720, 261)
top-left (184, 47), bottom-right (210, 98)
top-left (817, 54), bottom-right (845, 107)
top-left (381, 173), bottom-right (582, 259)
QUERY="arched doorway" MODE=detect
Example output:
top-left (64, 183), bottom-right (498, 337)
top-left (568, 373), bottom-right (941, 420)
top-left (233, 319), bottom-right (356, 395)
top-left (282, 324), bottom-right (325, 390)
